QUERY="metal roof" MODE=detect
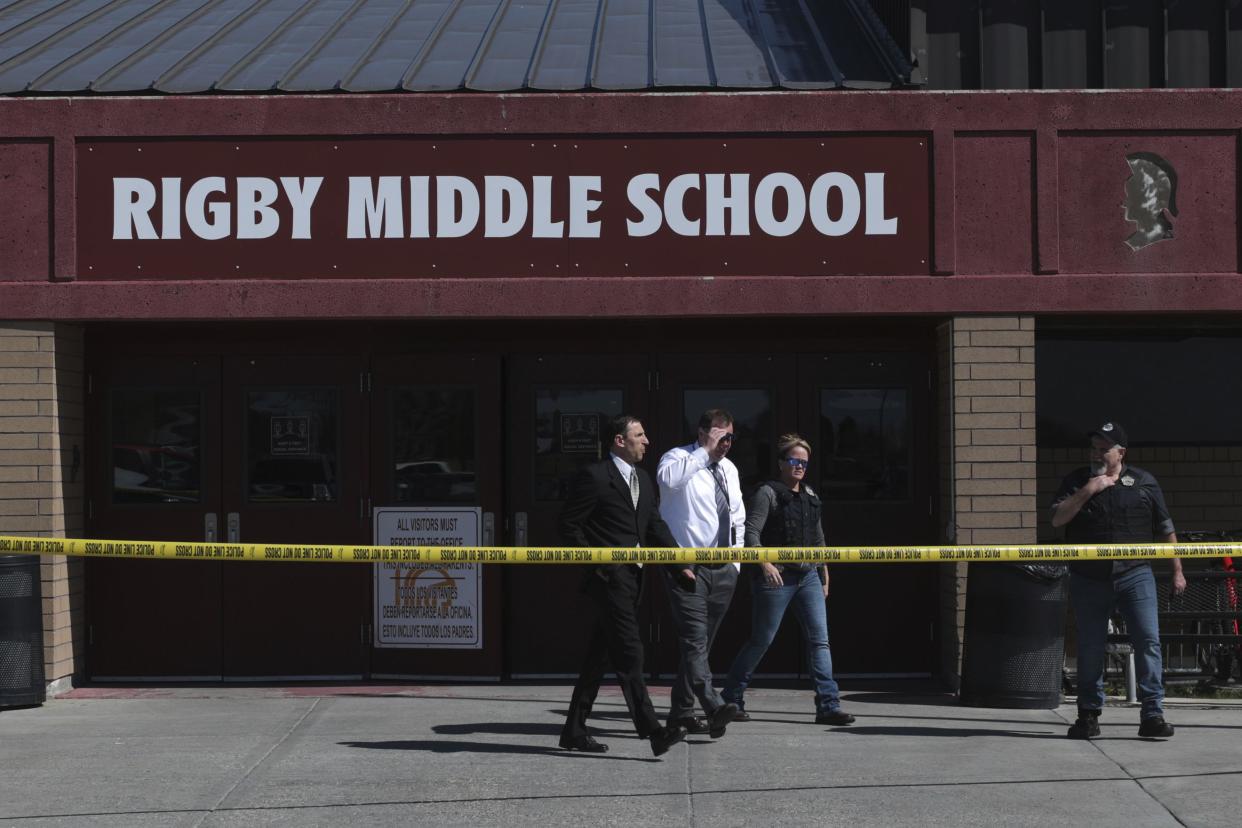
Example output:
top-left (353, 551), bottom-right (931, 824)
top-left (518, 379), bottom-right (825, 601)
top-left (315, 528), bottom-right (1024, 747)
top-left (0, 0), bottom-right (910, 94)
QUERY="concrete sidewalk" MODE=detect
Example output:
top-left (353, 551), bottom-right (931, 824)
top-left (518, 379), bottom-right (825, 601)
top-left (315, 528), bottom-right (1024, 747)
top-left (1, 683), bottom-right (1240, 827)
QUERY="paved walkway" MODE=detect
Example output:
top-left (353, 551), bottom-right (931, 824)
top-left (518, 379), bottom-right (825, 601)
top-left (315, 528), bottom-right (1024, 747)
top-left (1, 683), bottom-right (1240, 826)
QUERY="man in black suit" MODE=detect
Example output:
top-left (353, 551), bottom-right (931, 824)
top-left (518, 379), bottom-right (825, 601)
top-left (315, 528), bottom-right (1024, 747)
top-left (558, 414), bottom-right (688, 757)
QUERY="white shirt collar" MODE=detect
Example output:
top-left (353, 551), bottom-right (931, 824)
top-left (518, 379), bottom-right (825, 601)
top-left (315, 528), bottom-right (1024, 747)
top-left (610, 452), bottom-right (634, 482)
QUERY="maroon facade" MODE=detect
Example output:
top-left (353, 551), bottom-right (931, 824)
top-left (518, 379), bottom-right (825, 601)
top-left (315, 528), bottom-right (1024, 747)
top-left (77, 136), bottom-right (928, 280)
top-left (2, 90), bottom-right (1240, 315)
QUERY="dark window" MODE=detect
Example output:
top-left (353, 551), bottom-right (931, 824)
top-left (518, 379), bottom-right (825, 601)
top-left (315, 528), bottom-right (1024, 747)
top-left (818, 388), bottom-right (911, 501)
top-left (110, 388), bottom-right (201, 504)
top-left (390, 388), bottom-right (476, 503)
top-left (245, 389), bottom-right (339, 503)
top-left (1037, 334), bottom-right (1242, 446)
top-left (533, 388), bottom-right (623, 501)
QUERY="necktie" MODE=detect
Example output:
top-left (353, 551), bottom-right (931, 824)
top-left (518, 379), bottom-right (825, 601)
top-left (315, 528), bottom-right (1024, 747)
top-left (629, 467), bottom-right (640, 510)
top-left (710, 462), bottom-right (730, 547)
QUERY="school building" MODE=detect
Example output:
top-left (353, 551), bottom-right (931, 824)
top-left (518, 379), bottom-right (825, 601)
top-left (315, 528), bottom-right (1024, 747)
top-left (1, 1), bottom-right (1239, 692)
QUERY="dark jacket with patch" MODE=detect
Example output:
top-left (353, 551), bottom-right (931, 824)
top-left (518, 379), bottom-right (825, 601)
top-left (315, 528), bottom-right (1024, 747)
top-left (1051, 465), bottom-right (1176, 579)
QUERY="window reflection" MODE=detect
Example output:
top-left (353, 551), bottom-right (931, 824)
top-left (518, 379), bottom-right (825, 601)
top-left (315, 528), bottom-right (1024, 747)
top-left (534, 388), bottom-right (623, 501)
top-left (682, 389), bottom-right (772, 495)
top-left (246, 389), bottom-right (339, 503)
top-left (111, 389), bottom-right (200, 504)
top-left (819, 388), bottom-right (909, 500)
top-left (391, 388), bottom-right (476, 503)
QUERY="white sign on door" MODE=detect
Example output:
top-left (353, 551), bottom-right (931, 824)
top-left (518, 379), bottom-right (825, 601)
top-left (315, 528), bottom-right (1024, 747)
top-left (373, 507), bottom-right (482, 649)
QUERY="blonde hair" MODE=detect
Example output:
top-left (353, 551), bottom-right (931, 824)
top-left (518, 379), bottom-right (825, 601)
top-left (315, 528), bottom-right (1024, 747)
top-left (777, 433), bottom-right (811, 459)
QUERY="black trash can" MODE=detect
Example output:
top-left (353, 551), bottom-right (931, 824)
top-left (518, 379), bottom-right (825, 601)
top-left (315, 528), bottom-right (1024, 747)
top-left (0, 555), bottom-right (46, 709)
top-left (959, 563), bottom-right (1068, 709)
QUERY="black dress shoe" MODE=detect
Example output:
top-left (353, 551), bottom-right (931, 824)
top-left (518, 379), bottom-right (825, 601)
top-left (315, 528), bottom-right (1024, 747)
top-left (668, 716), bottom-right (711, 734)
top-left (815, 710), bottom-right (856, 726)
top-left (559, 733), bottom-right (608, 753)
top-left (649, 725), bottom-right (687, 757)
top-left (732, 709), bottom-right (752, 723)
top-left (708, 702), bottom-right (738, 738)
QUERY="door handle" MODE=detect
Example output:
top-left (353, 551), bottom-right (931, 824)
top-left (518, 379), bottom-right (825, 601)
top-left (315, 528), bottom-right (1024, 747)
top-left (226, 512), bottom-right (240, 543)
top-left (514, 512), bottom-right (528, 547)
top-left (483, 512), bottom-right (495, 546)
top-left (204, 513), bottom-right (218, 543)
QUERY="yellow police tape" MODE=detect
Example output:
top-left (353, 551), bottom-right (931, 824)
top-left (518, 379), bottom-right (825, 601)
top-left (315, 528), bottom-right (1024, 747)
top-left (1, 535), bottom-right (1239, 565)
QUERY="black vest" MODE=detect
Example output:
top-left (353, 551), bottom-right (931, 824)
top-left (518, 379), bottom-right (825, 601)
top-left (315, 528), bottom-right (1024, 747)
top-left (1066, 467), bottom-right (1157, 579)
top-left (759, 481), bottom-right (823, 571)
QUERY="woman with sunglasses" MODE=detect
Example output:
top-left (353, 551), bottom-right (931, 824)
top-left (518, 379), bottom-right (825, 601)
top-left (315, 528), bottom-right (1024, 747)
top-left (721, 433), bottom-right (855, 726)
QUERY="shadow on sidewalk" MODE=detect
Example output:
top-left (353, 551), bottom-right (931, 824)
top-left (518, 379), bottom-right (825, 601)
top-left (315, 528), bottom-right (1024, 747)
top-left (433, 722), bottom-right (564, 736)
top-left (341, 739), bottom-right (659, 762)
top-left (829, 725), bottom-right (1062, 739)
top-left (842, 691), bottom-right (958, 706)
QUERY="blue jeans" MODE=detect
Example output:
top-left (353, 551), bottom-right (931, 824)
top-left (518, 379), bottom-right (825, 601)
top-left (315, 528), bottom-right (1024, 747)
top-left (722, 568), bottom-right (841, 713)
top-left (1070, 565), bottom-right (1164, 718)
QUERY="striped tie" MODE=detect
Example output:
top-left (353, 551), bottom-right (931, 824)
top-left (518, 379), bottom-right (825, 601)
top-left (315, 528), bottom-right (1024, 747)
top-left (629, 467), bottom-right (640, 509)
top-left (710, 462), bottom-right (730, 547)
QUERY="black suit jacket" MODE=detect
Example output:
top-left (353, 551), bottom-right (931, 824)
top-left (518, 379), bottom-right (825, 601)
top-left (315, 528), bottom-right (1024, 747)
top-left (558, 456), bottom-right (678, 585)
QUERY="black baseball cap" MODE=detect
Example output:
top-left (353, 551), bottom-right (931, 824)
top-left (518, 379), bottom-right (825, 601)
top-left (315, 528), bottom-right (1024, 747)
top-left (1088, 421), bottom-right (1128, 448)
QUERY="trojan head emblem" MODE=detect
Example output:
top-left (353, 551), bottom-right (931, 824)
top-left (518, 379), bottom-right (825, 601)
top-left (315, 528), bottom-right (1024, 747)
top-left (1123, 152), bottom-right (1178, 251)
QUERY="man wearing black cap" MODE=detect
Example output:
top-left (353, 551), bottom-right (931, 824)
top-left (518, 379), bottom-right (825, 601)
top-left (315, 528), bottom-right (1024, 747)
top-left (1051, 421), bottom-right (1186, 740)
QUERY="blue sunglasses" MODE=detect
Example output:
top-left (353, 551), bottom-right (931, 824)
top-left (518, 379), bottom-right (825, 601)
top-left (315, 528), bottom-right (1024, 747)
top-left (784, 458), bottom-right (808, 469)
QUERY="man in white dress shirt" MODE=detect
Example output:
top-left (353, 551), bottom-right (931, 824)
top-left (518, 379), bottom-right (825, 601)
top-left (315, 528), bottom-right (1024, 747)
top-left (656, 408), bottom-right (745, 738)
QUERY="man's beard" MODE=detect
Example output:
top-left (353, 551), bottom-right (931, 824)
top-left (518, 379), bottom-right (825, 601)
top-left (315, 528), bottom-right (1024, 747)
top-left (1090, 462), bottom-right (1108, 477)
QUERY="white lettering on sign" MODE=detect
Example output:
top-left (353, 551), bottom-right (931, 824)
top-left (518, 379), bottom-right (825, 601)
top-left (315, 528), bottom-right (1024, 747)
top-left (112, 171), bottom-right (896, 241)
top-left (438, 175), bottom-right (479, 238)
top-left (113, 178), bottom-right (157, 239)
top-left (754, 172), bottom-right (805, 237)
top-left (705, 173), bottom-right (750, 236)
top-left (623, 171), bottom-right (896, 238)
top-left (344, 175), bottom-right (602, 240)
top-left (808, 172), bottom-right (859, 237)
top-left (626, 173), bottom-right (663, 237)
top-left (484, 176), bottom-right (527, 238)
top-left (568, 175), bottom-right (602, 238)
top-left (347, 176), bottom-right (402, 239)
top-left (282, 177), bottom-right (322, 239)
top-left (113, 176), bottom-right (324, 240)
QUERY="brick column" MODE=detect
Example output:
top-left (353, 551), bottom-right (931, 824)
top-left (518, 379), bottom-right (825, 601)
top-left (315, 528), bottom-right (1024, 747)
top-left (937, 316), bottom-right (1037, 689)
top-left (0, 322), bottom-right (85, 692)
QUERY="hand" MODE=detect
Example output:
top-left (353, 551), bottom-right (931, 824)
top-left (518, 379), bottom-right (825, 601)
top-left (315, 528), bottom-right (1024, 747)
top-left (1171, 570), bottom-right (1187, 595)
top-left (822, 569), bottom-right (830, 599)
top-left (760, 562), bottom-right (782, 587)
top-left (1084, 474), bottom-right (1117, 495)
top-left (703, 427), bottom-right (732, 459)
top-left (674, 567), bottom-right (697, 592)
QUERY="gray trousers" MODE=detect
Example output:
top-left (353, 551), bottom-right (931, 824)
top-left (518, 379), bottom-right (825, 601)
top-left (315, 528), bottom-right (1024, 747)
top-left (664, 564), bottom-right (738, 721)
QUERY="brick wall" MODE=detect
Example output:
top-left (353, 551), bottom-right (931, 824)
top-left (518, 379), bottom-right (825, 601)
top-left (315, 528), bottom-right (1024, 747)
top-left (0, 322), bottom-right (86, 690)
top-left (951, 317), bottom-right (1037, 545)
top-left (939, 316), bottom-right (1038, 689)
top-left (936, 321), bottom-right (963, 688)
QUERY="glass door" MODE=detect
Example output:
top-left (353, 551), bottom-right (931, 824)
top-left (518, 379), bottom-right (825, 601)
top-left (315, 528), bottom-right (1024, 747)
top-left (798, 352), bottom-right (937, 675)
top-left (651, 355), bottom-right (801, 679)
top-left (368, 354), bottom-right (502, 678)
top-left (218, 355), bottom-right (368, 679)
top-left (86, 356), bottom-right (223, 679)
top-left (504, 354), bottom-right (650, 676)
